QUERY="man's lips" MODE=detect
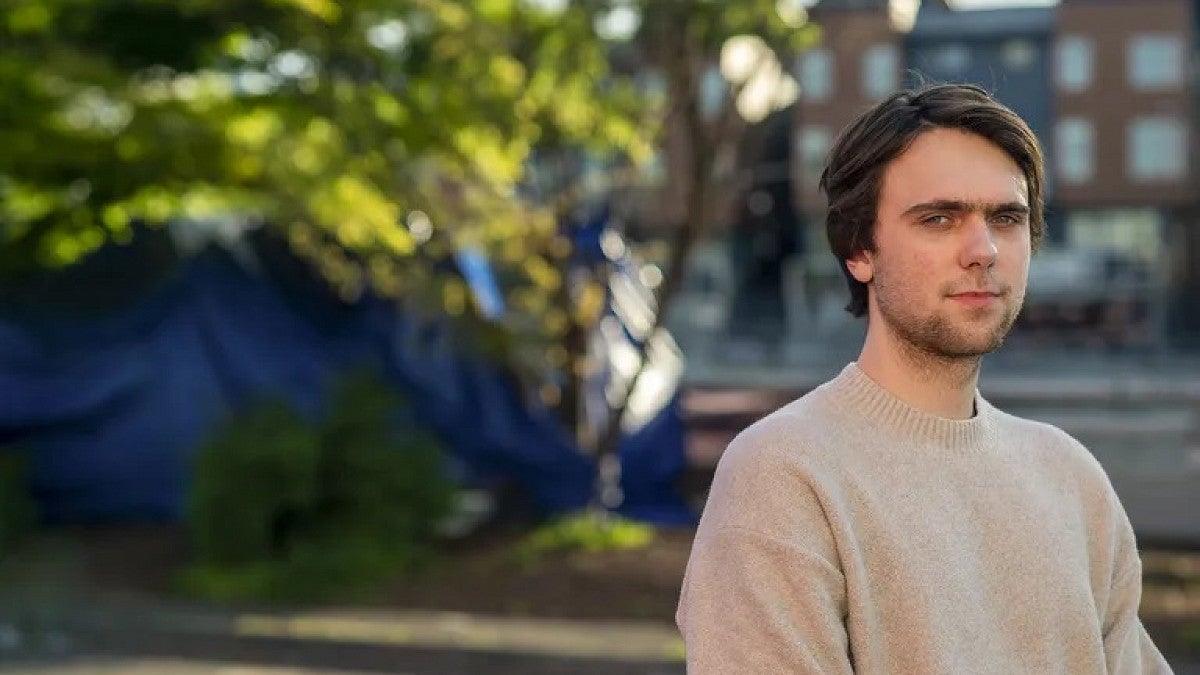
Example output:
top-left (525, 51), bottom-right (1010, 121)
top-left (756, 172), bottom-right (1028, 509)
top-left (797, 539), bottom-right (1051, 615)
top-left (948, 291), bottom-right (1002, 307)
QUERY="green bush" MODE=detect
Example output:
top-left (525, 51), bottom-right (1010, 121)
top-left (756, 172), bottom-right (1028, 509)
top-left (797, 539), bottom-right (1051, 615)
top-left (514, 511), bottom-right (655, 568)
top-left (314, 372), bottom-right (455, 565)
top-left (182, 371), bottom-right (456, 603)
top-left (188, 402), bottom-right (321, 566)
top-left (0, 449), bottom-right (37, 558)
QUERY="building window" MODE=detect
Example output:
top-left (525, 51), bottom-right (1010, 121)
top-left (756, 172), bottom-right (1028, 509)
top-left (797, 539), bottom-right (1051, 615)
top-left (1128, 117), bottom-right (1187, 182)
top-left (1056, 117), bottom-right (1094, 185)
top-left (799, 49), bottom-right (833, 101)
top-left (1055, 35), bottom-right (1093, 92)
top-left (862, 44), bottom-right (899, 100)
top-left (1066, 209), bottom-right (1163, 263)
top-left (1002, 39), bottom-right (1037, 71)
top-left (1128, 34), bottom-right (1184, 89)
top-left (798, 126), bottom-right (832, 189)
top-left (930, 43), bottom-right (971, 75)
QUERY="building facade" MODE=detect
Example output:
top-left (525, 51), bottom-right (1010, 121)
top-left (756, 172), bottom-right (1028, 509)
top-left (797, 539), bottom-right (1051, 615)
top-left (906, 3), bottom-right (1056, 165)
top-left (793, 0), bottom-right (902, 212)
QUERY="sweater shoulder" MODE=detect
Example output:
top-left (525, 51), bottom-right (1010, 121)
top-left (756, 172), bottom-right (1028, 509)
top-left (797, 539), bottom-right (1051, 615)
top-left (698, 387), bottom-right (846, 549)
top-left (989, 407), bottom-right (1140, 579)
top-left (717, 384), bottom-right (845, 475)
top-left (989, 407), bottom-right (1112, 488)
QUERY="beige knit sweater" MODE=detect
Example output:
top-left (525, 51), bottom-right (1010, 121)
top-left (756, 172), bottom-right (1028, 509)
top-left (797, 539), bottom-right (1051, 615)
top-left (677, 362), bottom-right (1171, 674)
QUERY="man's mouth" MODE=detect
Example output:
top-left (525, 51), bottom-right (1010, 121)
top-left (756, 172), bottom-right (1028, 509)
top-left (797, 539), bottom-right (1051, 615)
top-left (948, 291), bottom-right (1002, 307)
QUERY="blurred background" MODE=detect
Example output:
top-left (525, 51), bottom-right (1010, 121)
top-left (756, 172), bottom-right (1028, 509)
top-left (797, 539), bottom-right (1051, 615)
top-left (1, 0), bottom-right (1199, 672)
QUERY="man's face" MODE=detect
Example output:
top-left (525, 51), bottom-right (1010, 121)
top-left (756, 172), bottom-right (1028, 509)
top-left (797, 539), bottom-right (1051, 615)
top-left (846, 127), bottom-right (1032, 360)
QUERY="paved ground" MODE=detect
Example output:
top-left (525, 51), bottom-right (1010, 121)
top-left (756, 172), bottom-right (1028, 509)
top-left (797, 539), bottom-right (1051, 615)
top-left (1, 607), bottom-right (1196, 674)
top-left (0, 600), bottom-right (685, 675)
top-left (2, 611), bottom-right (1196, 674)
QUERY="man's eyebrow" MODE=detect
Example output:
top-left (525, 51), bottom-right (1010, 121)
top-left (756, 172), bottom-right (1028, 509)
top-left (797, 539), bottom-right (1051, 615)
top-left (901, 200), bottom-right (1030, 217)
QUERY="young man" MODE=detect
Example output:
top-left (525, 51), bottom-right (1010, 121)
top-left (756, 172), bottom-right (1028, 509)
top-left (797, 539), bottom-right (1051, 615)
top-left (676, 84), bottom-right (1172, 673)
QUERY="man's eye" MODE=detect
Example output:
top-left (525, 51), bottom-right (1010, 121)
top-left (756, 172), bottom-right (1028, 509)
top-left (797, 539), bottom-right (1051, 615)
top-left (922, 214), bottom-right (951, 226)
top-left (993, 213), bottom-right (1024, 226)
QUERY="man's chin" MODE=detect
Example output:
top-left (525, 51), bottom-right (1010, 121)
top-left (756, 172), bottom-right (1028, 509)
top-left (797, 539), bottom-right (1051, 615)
top-left (915, 322), bottom-right (1012, 359)
top-left (935, 343), bottom-right (1003, 360)
top-left (881, 307), bottom-right (1016, 361)
top-left (933, 331), bottom-right (1009, 359)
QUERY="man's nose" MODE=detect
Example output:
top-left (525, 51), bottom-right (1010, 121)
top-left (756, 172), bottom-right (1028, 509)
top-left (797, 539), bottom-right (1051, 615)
top-left (960, 214), bottom-right (998, 269)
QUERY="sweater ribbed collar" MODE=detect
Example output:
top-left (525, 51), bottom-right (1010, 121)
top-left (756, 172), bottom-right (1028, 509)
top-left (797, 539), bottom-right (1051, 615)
top-left (824, 362), bottom-right (999, 451)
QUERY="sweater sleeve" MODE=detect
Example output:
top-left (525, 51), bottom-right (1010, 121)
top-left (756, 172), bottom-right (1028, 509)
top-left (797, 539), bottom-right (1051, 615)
top-left (677, 410), bottom-right (855, 673)
top-left (676, 526), bottom-right (854, 674)
top-left (1103, 564), bottom-right (1172, 674)
top-left (1101, 508), bottom-right (1172, 673)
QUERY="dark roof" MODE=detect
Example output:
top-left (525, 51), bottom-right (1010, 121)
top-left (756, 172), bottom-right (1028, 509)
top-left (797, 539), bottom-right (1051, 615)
top-left (909, 4), bottom-right (1057, 40)
top-left (812, 0), bottom-right (891, 11)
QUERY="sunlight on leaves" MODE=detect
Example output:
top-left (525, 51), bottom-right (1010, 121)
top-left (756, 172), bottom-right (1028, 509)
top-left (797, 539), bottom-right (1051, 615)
top-left (269, 0), bottom-right (341, 23)
top-left (7, 3), bottom-right (52, 35)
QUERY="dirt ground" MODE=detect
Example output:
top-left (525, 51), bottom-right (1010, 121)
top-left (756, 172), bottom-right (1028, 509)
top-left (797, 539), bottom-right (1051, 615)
top-left (28, 520), bottom-right (694, 626)
top-left (380, 526), bottom-right (695, 623)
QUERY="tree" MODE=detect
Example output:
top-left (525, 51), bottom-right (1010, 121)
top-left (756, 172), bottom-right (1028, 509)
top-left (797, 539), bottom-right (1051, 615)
top-left (0, 0), bottom-right (817, 511)
top-left (567, 0), bottom-right (819, 509)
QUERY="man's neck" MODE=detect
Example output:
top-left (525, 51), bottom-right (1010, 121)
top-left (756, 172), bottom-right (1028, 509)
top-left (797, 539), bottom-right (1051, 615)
top-left (856, 325), bottom-right (982, 420)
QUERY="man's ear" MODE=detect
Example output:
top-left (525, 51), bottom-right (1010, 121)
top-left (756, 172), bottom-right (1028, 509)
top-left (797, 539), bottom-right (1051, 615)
top-left (845, 250), bottom-right (874, 284)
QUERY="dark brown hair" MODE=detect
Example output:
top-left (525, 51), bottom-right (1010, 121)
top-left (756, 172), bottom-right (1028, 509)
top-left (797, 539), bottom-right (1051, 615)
top-left (819, 83), bottom-right (1045, 317)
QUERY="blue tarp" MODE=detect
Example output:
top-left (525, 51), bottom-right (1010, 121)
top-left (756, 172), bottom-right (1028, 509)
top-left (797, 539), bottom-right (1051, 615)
top-left (0, 247), bottom-right (693, 526)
